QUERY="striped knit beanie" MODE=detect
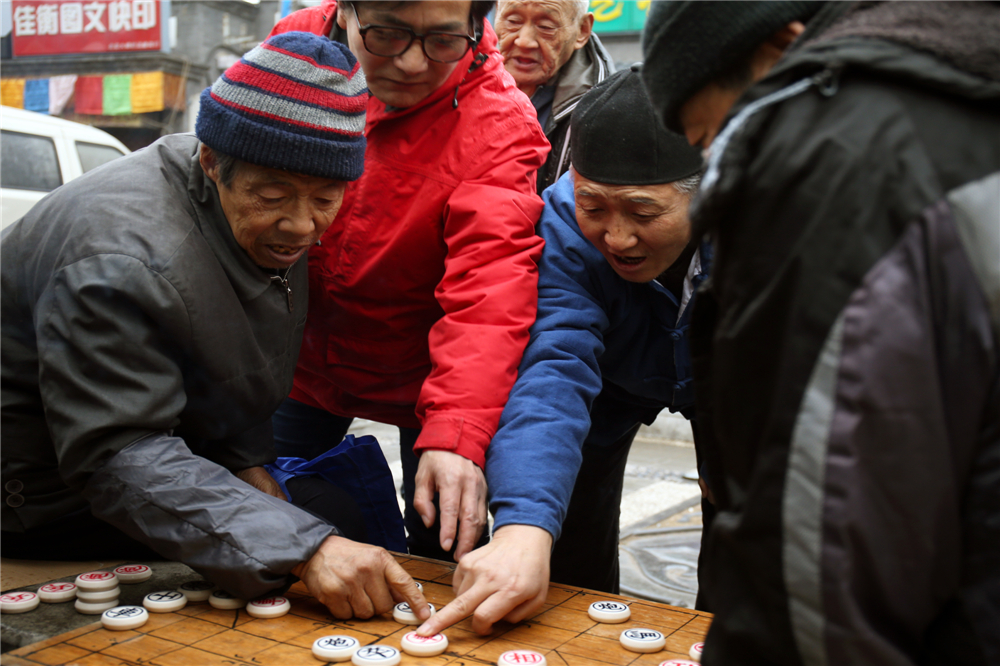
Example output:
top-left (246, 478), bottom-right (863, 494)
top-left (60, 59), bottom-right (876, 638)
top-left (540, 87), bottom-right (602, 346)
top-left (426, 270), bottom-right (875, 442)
top-left (196, 31), bottom-right (367, 182)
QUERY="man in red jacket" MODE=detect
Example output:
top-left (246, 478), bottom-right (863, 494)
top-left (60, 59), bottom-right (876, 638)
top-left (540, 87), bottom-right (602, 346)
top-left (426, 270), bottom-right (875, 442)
top-left (269, 1), bottom-right (547, 562)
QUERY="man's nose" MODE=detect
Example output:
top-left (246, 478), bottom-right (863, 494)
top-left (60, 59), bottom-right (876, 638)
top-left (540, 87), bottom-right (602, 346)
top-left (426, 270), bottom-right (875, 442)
top-left (604, 218), bottom-right (637, 251)
top-left (283, 197), bottom-right (317, 237)
top-left (513, 23), bottom-right (540, 48)
top-left (394, 38), bottom-right (429, 74)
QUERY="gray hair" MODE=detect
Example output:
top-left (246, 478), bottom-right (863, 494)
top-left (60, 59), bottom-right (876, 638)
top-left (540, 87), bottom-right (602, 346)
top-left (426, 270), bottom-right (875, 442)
top-left (571, 0), bottom-right (590, 22)
top-left (672, 172), bottom-right (702, 197)
top-left (202, 145), bottom-right (245, 189)
top-left (497, 0), bottom-right (591, 23)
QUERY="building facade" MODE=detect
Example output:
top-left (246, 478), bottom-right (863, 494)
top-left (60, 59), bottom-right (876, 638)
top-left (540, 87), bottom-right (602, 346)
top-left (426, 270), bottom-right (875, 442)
top-left (1, 0), bottom-right (287, 150)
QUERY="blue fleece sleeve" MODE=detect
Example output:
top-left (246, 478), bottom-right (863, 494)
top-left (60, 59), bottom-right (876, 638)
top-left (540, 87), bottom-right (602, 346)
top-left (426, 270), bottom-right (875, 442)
top-left (486, 174), bottom-right (611, 541)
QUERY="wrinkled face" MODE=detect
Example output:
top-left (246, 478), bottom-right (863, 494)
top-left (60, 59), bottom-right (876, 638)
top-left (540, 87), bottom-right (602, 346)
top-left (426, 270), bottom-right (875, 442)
top-left (338, 1), bottom-right (472, 108)
top-left (496, 0), bottom-right (590, 96)
top-left (200, 147), bottom-right (346, 270)
top-left (678, 82), bottom-right (744, 149)
top-left (573, 170), bottom-right (692, 283)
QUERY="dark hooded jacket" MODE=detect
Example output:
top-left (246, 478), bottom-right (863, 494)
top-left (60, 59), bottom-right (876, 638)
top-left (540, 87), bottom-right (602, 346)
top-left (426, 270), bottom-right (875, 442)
top-left (678, 2), bottom-right (1000, 665)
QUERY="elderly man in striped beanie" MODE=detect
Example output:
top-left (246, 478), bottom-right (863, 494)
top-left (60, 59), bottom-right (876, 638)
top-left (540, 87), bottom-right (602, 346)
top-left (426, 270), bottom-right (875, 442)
top-left (1, 32), bottom-right (430, 621)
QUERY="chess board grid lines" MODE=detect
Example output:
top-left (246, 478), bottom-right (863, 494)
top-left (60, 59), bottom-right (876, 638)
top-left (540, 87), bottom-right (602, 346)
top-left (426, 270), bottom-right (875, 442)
top-left (6, 555), bottom-right (709, 666)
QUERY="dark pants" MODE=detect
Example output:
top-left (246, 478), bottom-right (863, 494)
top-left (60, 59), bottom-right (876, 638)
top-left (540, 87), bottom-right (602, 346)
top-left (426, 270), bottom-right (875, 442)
top-left (690, 417), bottom-right (715, 612)
top-left (272, 398), bottom-right (475, 561)
top-left (549, 422), bottom-right (641, 593)
top-left (1, 476), bottom-right (363, 561)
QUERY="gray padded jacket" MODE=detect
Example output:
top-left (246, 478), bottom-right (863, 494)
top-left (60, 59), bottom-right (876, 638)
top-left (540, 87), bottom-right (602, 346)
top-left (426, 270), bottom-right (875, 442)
top-left (1, 133), bottom-right (334, 598)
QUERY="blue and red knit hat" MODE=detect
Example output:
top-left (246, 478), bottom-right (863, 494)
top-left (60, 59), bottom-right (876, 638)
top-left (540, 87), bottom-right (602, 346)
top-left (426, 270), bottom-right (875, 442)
top-left (196, 32), bottom-right (367, 181)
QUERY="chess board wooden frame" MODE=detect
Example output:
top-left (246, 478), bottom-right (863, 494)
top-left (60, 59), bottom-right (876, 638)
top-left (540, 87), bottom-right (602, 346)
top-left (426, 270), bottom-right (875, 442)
top-left (4, 555), bottom-right (710, 665)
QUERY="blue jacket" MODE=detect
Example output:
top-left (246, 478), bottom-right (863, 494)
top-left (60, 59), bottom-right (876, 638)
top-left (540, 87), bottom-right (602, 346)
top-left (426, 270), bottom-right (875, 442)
top-left (487, 172), bottom-right (710, 540)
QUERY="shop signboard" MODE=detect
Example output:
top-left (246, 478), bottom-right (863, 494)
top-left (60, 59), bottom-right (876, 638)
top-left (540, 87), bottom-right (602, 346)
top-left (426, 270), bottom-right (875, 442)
top-left (590, 0), bottom-right (651, 34)
top-left (11, 0), bottom-right (164, 56)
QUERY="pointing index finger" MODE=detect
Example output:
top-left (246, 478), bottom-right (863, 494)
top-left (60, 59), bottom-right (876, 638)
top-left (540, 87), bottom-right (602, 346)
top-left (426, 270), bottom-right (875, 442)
top-left (416, 586), bottom-right (485, 636)
top-left (385, 559), bottom-right (430, 621)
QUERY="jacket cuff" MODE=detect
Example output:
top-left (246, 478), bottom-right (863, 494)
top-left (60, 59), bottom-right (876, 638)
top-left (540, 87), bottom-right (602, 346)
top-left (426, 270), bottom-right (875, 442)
top-left (492, 512), bottom-right (560, 543)
top-left (84, 433), bottom-right (334, 600)
top-left (413, 416), bottom-right (490, 469)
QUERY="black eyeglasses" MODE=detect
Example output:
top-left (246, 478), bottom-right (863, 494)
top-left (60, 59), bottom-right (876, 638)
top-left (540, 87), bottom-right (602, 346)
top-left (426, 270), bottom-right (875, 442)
top-left (352, 6), bottom-right (475, 63)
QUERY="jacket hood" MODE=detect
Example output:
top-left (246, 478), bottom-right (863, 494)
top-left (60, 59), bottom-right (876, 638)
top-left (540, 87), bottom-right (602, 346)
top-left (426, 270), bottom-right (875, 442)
top-left (550, 33), bottom-right (616, 125)
top-left (770, 1), bottom-right (1000, 102)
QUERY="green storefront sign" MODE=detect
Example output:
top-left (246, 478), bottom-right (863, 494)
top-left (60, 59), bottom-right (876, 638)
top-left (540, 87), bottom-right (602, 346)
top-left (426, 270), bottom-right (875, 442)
top-left (590, 0), bottom-right (651, 34)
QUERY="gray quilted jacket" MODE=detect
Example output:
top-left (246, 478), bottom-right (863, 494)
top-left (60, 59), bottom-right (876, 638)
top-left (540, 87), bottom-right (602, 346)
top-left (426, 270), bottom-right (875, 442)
top-left (1, 133), bottom-right (334, 598)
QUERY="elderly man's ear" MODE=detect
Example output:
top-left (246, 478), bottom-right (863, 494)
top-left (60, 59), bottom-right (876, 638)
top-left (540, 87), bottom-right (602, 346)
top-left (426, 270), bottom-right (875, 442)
top-left (199, 144), bottom-right (221, 183)
top-left (575, 12), bottom-right (594, 50)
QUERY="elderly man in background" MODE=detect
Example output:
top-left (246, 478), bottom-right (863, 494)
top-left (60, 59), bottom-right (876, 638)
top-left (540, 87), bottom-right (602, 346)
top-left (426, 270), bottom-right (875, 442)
top-left (496, 0), bottom-right (615, 190)
top-left (1, 32), bottom-right (428, 622)
top-left (420, 68), bottom-right (707, 637)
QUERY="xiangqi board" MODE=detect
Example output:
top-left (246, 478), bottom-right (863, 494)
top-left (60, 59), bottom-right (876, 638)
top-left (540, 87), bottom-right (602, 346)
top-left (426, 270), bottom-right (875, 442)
top-left (5, 555), bottom-right (711, 665)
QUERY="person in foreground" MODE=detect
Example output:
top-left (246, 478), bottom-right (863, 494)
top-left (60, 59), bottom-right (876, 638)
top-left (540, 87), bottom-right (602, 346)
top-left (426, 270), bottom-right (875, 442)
top-left (1, 32), bottom-right (428, 622)
top-left (494, 0), bottom-right (615, 190)
top-left (268, 0), bottom-right (548, 563)
top-left (420, 68), bottom-right (707, 636)
top-left (642, 1), bottom-right (1000, 664)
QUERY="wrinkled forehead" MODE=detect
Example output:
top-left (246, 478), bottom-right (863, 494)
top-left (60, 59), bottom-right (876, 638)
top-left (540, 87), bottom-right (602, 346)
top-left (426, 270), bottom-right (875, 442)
top-left (572, 171), bottom-right (684, 206)
top-left (240, 161), bottom-right (347, 191)
top-left (498, 0), bottom-right (579, 23)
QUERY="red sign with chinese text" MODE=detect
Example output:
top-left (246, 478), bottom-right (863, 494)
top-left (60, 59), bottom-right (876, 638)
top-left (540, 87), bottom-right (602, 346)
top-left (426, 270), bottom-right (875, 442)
top-left (12, 0), bottom-right (162, 57)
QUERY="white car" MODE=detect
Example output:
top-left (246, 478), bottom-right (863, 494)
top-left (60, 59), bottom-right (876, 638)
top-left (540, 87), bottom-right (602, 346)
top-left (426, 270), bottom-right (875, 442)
top-left (1, 106), bottom-right (130, 229)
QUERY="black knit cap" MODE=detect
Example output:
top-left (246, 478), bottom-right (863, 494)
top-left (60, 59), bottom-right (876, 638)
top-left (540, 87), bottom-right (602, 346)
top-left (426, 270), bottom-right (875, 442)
top-left (641, 1), bottom-right (825, 133)
top-left (570, 66), bottom-right (703, 186)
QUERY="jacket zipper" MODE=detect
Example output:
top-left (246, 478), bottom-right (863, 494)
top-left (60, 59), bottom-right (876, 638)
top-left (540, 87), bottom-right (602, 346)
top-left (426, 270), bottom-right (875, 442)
top-left (270, 267), bottom-right (293, 313)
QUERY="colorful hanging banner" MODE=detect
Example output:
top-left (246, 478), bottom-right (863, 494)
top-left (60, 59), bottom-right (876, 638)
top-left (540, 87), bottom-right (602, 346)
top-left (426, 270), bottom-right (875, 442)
top-left (1, 79), bottom-right (27, 108)
top-left (74, 75), bottom-right (104, 115)
top-left (130, 71), bottom-right (163, 113)
top-left (102, 74), bottom-right (132, 115)
top-left (23, 78), bottom-right (50, 113)
top-left (49, 74), bottom-right (78, 115)
top-left (163, 73), bottom-right (186, 111)
top-left (6, 70), bottom-right (178, 115)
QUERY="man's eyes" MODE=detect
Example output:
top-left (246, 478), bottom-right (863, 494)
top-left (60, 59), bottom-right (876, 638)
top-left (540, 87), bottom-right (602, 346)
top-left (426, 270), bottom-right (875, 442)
top-left (502, 16), bottom-right (558, 32)
top-left (368, 26), bottom-right (409, 43)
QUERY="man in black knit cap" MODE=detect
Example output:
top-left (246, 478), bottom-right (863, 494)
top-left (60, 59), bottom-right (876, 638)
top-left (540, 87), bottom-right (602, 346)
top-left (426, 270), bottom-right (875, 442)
top-left (642, 2), bottom-right (1000, 664)
top-left (419, 67), bottom-right (709, 637)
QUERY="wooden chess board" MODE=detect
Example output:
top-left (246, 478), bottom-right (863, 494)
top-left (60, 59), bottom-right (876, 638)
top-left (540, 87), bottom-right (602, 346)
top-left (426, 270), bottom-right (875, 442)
top-left (4, 555), bottom-right (711, 665)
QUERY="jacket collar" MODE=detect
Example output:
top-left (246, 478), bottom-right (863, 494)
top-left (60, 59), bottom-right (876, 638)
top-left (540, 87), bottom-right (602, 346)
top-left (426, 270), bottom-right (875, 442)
top-left (549, 33), bottom-right (615, 125)
top-left (187, 140), bottom-right (276, 302)
top-left (764, 1), bottom-right (1000, 105)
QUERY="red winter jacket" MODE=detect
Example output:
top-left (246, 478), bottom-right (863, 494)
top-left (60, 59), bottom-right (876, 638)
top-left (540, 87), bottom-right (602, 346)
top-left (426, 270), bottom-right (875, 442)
top-left (270, 2), bottom-right (548, 468)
